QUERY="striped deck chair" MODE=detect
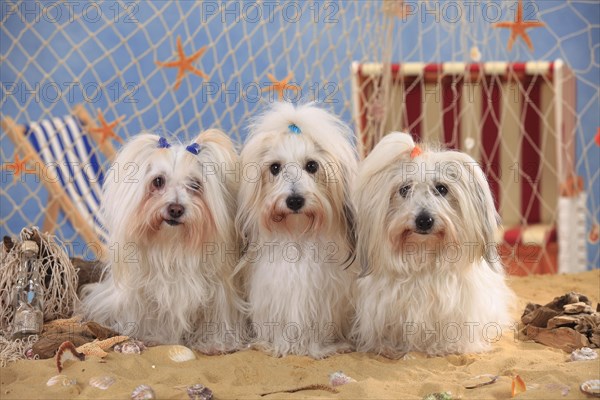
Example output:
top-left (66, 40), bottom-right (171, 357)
top-left (351, 60), bottom-right (585, 274)
top-left (2, 106), bottom-right (118, 256)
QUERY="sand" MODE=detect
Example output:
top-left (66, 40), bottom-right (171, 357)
top-left (1, 270), bottom-right (599, 399)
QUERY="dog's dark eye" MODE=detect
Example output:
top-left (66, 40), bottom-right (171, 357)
top-left (189, 180), bottom-right (202, 192)
top-left (270, 163), bottom-right (281, 176)
top-left (399, 185), bottom-right (411, 198)
top-left (305, 160), bottom-right (319, 174)
top-left (435, 184), bottom-right (448, 197)
top-left (152, 176), bottom-right (165, 190)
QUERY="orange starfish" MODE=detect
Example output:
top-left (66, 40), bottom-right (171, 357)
top-left (384, 0), bottom-right (413, 19)
top-left (155, 36), bottom-right (208, 90)
top-left (90, 110), bottom-right (124, 145)
top-left (3, 153), bottom-right (36, 180)
top-left (493, 0), bottom-right (545, 51)
top-left (261, 73), bottom-right (301, 100)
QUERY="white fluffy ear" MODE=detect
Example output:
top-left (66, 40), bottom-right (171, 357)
top-left (453, 152), bottom-right (501, 265)
top-left (193, 129), bottom-right (239, 197)
top-left (386, 131), bottom-right (416, 148)
top-left (471, 161), bottom-right (501, 263)
top-left (194, 129), bottom-right (237, 157)
top-left (354, 132), bottom-right (416, 276)
top-left (194, 129), bottom-right (238, 168)
top-left (102, 133), bottom-right (163, 234)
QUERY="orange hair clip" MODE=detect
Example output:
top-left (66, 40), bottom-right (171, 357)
top-left (410, 145), bottom-right (422, 159)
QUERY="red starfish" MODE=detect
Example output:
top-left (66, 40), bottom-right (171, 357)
top-left (261, 73), bottom-right (301, 100)
top-left (156, 36), bottom-right (208, 90)
top-left (3, 154), bottom-right (36, 180)
top-left (90, 110), bottom-right (124, 145)
top-left (493, 0), bottom-right (545, 51)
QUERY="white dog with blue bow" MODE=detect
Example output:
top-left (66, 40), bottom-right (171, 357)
top-left (235, 102), bottom-right (358, 358)
top-left (81, 130), bottom-right (245, 353)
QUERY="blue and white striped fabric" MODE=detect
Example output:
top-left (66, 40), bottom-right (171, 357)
top-left (25, 115), bottom-right (108, 244)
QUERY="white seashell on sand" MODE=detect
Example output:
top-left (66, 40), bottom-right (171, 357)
top-left (187, 384), bottom-right (213, 400)
top-left (131, 384), bottom-right (155, 399)
top-left (114, 340), bottom-right (146, 354)
top-left (168, 345), bottom-right (196, 362)
top-left (329, 371), bottom-right (357, 387)
top-left (570, 347), bottom-right (598, 361)
top-left (46, 374), bottom-right (76, 387)
top-left (462, 374), bottom-right (499, 389)
top-left (580, 380), bottom-right (600, 397)
top-left (89, 375), bottom-right (116, 390)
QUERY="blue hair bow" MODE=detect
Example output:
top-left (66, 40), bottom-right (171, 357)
top-left (157, 137), bottom-right (171, 148)
top-left (288, 123), bottom-right (301, 134)
top-left (186, 143), bottom-right (201, 155)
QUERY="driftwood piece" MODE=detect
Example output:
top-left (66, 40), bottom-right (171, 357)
top-left (70, 258), bottom-right (104, 289)
top-left (526, 326), bottom-right (590, 352)
top-left (563, 302), bottom-right (594, 314)
top-left (33, 319), bottom-right (120, 359)
top-left (520, 292), bottom-right (600, 351)
top-left (547, 314), bottom-right (585, 329)
top-left (33, 334), bottom-right (90, 359)
top-left (576, 314), bottom-right (600, 333)
top-left (541, 292), bottom-right (591, 312)
top-left (42, 320), bottom-right (118, 341)
top-left (521, 305), bottom-right (559, 327)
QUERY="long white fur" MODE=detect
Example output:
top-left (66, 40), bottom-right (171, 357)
top-left (235, 102), bottom-right (358, 358)
top-left (351, 132), bottom-right (515, 357)
top-left (80, 130), bottom-right (245, 352)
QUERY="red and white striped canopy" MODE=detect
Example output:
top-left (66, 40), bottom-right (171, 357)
top-left (351, 61), bottom-right (577, 245)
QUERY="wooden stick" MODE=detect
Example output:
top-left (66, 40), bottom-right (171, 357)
top-left (42, 194), bottom-right (60, 233)
top-left (260, 384), bottom-right (339, 396)
top-left (72, 104), bottom-right (118, 161)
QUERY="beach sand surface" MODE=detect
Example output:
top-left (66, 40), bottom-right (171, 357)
top-left (1, 270), bottom-right (599, 399)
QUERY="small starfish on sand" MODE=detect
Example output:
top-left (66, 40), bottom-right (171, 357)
top-left (261, 72), bottom-right (301, 100)
top-left (156, 35), bottom-right (209, 90)
top-left (90, 110), bottom-right (124, 145)
top-left (493, 0), bottom-right (545, 51)
top-left (76, 335), bottom-right (129, 358)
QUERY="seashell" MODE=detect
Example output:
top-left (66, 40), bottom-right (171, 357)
top-left (422, 392), bottom-right (452, 400)
top-left (131, 384), bottom-right (156, 399)
top-left (89, 375), bottom-right (116, 390)
top-left (25, 348), bottom-right (35, 360)
top-left (114, 339), bottom-right (146, 354)
top-left (187, 384), bottom-right (213, 400)
top-left (463, 374), bottom-right (499, 389)
top-left (47, 374), bottom-right (76, 387)
top-left (168, 345), bottom-right (196, 362)
top-left (55, 341), bottom-right (85, 373)
top-left (329, 371), bottom-right (357, 387)
top-left (580, 380), bottom-right (600, 397)
top-left (570, 347), bottom-right (598, 361)
top-left (511, 375), bottom-right (526, 397)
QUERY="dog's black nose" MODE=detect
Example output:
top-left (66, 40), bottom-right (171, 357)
top-left (168, 203), bottom-right (185, 219)
top-left (415, 212), bottom-right (434, 233)
top-left (286, 195), bottom-right (305, 212)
